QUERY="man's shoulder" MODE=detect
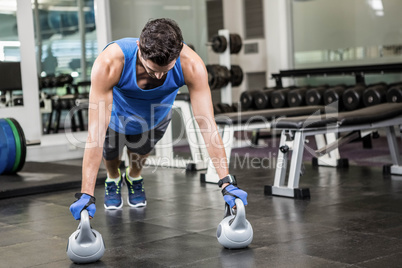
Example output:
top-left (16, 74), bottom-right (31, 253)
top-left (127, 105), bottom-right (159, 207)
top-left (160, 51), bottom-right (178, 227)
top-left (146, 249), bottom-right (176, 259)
top-left (179, 45), bottom-right (204, 69)
top-left (113, 37), bottom-right (139, 43)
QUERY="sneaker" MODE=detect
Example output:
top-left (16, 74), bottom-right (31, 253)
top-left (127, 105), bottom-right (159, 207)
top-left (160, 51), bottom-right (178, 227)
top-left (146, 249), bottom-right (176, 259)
top-left (125, 169), bottom-right (147, 207)
top-left (104, 176), bottom-right (123, 210)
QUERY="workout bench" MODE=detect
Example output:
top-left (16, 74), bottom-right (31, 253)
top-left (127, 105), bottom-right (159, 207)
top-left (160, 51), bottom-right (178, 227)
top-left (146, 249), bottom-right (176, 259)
top-left (202, 105), bottom-right (342, 183)
top-left (264, 102), bottom-right (402, 199)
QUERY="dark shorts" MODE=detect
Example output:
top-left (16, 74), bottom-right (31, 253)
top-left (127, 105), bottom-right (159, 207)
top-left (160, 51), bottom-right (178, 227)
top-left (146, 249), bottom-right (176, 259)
top-left (103, 111), bottom-right (172, 160)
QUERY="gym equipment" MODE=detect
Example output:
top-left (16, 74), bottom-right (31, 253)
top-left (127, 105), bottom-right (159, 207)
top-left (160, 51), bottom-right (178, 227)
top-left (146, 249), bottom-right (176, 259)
top-left (229, 34), bottom-right (243, 54)
top-left (206, 64), bottom-right (231, 90)
top-left (217, 103), bottom-right (235, 113)
top-left (240, 90), bottom-right (260, 110)
top-left (230, 65), bottom-right (244, 87)
top-left (363, 83), bottom-right (388, 107)
top-left (40, 73), bottom-right (74, 89)
top-left (287, 87), bottom-right (310, 107)
top-left (139, 93), bottom-right (210, 171)
top-left (202, 105), bottom-right (341, 184)
top-left (210, 35), bottom-right (227, 53)
top-left (324, 85), bottom-right (347, 109)
top-left (387, 85), bottom-right (402, 103)
top-left (265, 103), bottom-right (402, 199)
top-left (217, 199), bottom-right (253, 249)
top-left (305, 86), bottom-right (328, 106)
top-left (210, 33), bottom-right (242, 54)
top-left (207, 64), bottom-right (244, 90)
top-left (0, 118), bottom-right (27, 175)
top-left (253, 88), bottom-right (275, 110)
top-left (213, 103), bottom-right (223, 114)
top-left (67, 210), bottom-right (105, 264)
top-left (342, 85), bottom-right (366, 111)
top-left (271, 88), bottom-right (292, 108)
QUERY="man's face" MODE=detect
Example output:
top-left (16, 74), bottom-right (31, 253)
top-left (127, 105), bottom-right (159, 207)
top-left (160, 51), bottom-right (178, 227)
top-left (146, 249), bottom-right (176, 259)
top-left (139, 55), bottom-right (176, 80)
top-left (137, 41), bottom-right (176, 80)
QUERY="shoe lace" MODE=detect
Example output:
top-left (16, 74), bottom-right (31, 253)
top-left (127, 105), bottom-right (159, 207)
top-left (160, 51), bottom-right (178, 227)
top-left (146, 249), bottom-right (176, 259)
top-left (106, 182), bottom-right (120, 196)
top-left (128, 180), bottom-right (143, 194)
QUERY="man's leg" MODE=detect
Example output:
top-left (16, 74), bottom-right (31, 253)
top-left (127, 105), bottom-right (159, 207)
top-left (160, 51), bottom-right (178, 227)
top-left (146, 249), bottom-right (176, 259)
top-left (123, 146), bottom-right (150, 208)
top-left (103, 157), bottom-right (122, 178)
top-left (103, 128), bottom-right (125, 210)
top-left (124, 112), bottom-right (172, 207)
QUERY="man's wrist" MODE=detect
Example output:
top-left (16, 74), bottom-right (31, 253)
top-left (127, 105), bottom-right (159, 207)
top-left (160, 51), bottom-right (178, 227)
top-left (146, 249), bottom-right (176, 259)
top-left (218, 174), bottom-right (237, 188)
top-left (221, 183), bottom-right (230, 189)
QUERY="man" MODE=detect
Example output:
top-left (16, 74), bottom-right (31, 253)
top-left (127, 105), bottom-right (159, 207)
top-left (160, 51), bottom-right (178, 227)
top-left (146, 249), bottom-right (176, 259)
top-left (70, 18), bottom-right (247, 220)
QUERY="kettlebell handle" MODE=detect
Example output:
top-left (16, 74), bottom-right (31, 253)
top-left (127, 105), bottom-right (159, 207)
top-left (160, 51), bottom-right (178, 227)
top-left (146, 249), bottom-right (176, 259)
top-left (76, 209), bottom-right (95, 244)
top-left (231, 199), bottom-right (247, 230)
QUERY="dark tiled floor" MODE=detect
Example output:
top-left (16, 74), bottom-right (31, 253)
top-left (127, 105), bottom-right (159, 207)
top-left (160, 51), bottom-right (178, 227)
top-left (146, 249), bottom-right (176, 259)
top-left (1, 154), bottom-right (402, 267)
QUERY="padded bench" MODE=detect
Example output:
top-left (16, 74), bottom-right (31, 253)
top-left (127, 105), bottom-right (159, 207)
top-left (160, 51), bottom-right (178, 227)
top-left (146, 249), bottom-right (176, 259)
top-left (203, 105), bottom-right (342, 183)
top-left (265, 102), bottom-right (402, 199)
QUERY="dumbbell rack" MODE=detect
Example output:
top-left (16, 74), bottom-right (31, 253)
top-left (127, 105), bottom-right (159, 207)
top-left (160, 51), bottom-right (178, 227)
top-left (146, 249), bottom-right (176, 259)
top-left (203, 29), bottom-right (237, 184)
top-left (272, 63), bottom-right (402, 88)
top-left (270, 62), bottom-right (402, 167)
top-left (218, 29), bottom-right (233, 105)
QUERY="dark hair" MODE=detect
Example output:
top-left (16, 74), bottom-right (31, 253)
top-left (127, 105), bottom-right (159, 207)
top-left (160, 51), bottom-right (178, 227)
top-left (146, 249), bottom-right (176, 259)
top-left (139, 18), bottom-right (184, 66)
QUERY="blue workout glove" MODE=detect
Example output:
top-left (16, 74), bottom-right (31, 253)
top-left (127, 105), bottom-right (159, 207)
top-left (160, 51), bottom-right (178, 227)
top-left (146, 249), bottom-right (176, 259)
top-left (69, 193), bottom-right (96, 220)
top-left (222, 185), bottom-right (248, 208)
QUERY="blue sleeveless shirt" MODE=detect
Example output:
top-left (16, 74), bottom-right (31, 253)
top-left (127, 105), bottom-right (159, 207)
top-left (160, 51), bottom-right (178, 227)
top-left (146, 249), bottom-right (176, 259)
top-left (106, 38), bottom-right (185, 134)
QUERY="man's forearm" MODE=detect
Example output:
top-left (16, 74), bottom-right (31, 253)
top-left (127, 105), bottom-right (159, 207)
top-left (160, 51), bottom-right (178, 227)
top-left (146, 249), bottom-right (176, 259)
top-left (81, 146), bottom-right (104, 196)
top-left (199, 123), bottom-right (230, 179)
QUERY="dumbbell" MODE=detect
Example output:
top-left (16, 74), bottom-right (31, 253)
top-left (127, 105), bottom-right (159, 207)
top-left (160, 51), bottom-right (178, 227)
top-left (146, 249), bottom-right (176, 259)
top-left (217, 103), bottom-right (235, 113)
top-left (213, 103), bottom-right (222, 115)
top-left (57, 74), bottom-right (74, 86)
top-left (305, 86), bottom-right (328, 106)
top-left (324, 85), bottom-right (347, 109)
top-left (342, 85), bottom-right (366, 111)
top-left (240, 90), bottom-right (260, 110)
top-left (363, 83), bottom-right (388, 107)
top-left (206, 65), bottom-right (231, 90)
top-left (210, 34), bottom-right (242, 54)
top-left (271, 88), bottom-right (293, 109)
top-left (229, 34), bottom-right (242, 54)
top-left (287, 87), bottom-right (310, 107)
top-left (387, 85), bottom-right (402, 103)
top-left (230, 65), bottom-right (244, 87)
top-left (253, 88), bottom-right (275, 110)
top-left (13, 97), bottom-right (24, 106)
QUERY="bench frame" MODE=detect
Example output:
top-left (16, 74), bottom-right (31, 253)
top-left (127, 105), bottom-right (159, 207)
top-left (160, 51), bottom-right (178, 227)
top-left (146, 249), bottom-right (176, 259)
top-left (203, 120), bottom-right (342, 184)
top-left (265, 116), bottom-right (402, 199)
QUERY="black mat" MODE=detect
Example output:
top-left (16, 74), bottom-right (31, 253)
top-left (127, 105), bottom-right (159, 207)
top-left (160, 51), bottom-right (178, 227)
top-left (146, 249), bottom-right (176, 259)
top-left (0, 162), bottom-right (106, 199)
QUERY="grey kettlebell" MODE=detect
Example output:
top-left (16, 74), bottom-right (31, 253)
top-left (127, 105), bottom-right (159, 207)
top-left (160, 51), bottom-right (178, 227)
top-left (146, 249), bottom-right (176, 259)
top-left (217, 198), bottom-right (253, 249)
top-left (67, 209), bottom-right (105, 264)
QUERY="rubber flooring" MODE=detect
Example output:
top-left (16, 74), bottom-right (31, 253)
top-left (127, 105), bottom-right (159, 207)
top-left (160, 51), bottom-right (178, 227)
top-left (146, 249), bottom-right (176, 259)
top-left (1, 152), bottom-right (402, 267)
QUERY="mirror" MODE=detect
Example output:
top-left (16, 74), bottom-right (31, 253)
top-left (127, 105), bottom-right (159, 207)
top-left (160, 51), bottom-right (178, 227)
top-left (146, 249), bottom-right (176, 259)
top-left (0, 0), bottom-right (23, 108)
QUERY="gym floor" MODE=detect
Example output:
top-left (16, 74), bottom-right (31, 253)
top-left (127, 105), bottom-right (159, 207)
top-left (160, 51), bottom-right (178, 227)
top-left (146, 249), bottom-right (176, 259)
top-left (1, 137), bottom-right (402, 267)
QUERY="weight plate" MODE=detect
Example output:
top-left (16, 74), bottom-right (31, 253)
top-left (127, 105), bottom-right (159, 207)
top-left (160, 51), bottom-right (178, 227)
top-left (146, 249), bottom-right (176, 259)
top-left (9, 118), bottom-right (26, 173)
top-left (0, 119), bottom-right (16, 174)
top-left (229, 34), bottom-right (242, 54)
top-left (240, 91), bottom-right (253, 110)
top-left (0, 120), bottom-right (9, 174)
top-left (211, 35), bottom-right (227, 53)
top-left (4, 119), bottom-right (21, 173)
top-left (230, 65), bottom-right (243, 87)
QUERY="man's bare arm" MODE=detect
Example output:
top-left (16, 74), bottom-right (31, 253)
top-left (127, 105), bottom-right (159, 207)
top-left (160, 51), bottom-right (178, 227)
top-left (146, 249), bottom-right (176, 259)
top-left (81, 43), bottom-right (123, 196)
top-left (181, 45), bottom-right (230, 187)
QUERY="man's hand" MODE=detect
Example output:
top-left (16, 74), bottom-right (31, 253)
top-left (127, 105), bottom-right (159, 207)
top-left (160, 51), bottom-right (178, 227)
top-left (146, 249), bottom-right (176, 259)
top-left (69, 193), bottom-right (96, 220)
top-left (222, 185), bottom-right (248, 208)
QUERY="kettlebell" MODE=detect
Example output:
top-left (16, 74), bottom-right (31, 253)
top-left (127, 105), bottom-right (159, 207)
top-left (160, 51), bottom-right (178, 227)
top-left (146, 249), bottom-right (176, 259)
top-left (216, 198), bottom-right (253, 249)
top-left (67, 209), bottom-right (105, 264)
